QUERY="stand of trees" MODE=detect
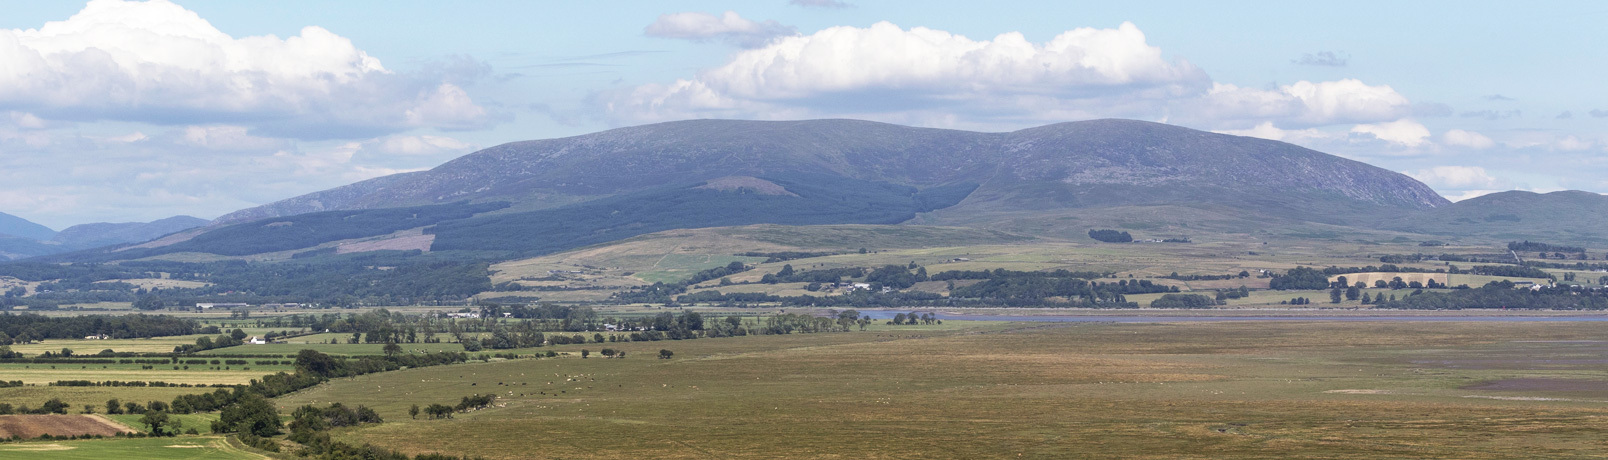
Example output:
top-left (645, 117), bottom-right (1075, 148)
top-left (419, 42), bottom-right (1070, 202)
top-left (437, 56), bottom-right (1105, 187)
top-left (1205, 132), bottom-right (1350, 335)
top-left (0, 313), bottom-right (196, 341)
top-left (1149, 294), bottom-right (1219, 309)
top-left (1381, 281), bottom-right (1608, 310)
top-left (1088, 229), bottom-right (1134, 243)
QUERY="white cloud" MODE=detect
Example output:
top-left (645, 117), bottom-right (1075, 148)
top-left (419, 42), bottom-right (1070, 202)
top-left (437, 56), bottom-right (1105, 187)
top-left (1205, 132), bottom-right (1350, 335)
top-left (0, 0), bottom-right (494, 139)
top-left (644, 11), bottom-right (796, 48)
top-left (608, 21), bottom-right (1208, 126)
top-left (790, 0), bottom-right (852, 8)
top-left (1350, 119), bottom-right (1430, 147)
top-left (1441, 129), bottom-right (1494, 149)
top-left (1408, 166), bottom-right (1500, 189)
top-left (365, 135), bottom-right (474, 156)
top-left (1214, 121), bottom-right (1335, 144)
top-left (1192, 79), bottom-right (1411, 128)
top-left (1555, 136), bottom-right (1594, 151)
top-left (179, 125), bottom-right (286, 150)
top-left (606, 21), bottom-right (1421, 133)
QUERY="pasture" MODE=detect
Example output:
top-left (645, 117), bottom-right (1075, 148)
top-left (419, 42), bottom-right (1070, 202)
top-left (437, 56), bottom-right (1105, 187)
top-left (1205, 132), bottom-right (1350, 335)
top-left (275, 319), bottom-right (1608, 459)
top-left (0, 435), bottom-right (264, 459)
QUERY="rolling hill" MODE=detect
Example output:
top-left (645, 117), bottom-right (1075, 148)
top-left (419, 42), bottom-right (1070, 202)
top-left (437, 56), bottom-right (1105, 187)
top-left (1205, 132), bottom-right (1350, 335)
top-left (52, 216), bottom-right (208, 249)
top-left (1383, 190), bottom-right (1608, 244)
top-left (0, 211), bottom-right (56, 241)
top-left (49, 118), bottom-right (1452, 264)
top-left (0, 213), bottom-right (210, 261)
top-left (217, 119), bottom-right (1446, 225)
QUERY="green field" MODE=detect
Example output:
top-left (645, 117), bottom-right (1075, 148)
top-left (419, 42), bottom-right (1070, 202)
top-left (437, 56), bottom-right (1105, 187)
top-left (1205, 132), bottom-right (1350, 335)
top-left (0, 435), bottom-right (263, 459)
top-left (264, 319), bottom-right (1608, 459)
top-left (105, 413), bottom-right (221, 435)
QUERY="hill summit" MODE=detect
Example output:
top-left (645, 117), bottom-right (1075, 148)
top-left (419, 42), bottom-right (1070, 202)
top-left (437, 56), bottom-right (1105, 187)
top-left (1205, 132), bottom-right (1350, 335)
top-left (218, 119), bottom-right (1446, 226)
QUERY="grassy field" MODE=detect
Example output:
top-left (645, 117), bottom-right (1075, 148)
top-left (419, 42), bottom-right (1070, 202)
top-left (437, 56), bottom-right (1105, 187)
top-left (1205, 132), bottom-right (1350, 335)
top-left (0, 361), bottom-right (293, 385)
top-left (269, 319), bottom-right (1608, 459)
top-left (196, 335), bottom-right (465, 356)
top-left (0, 435), bottom-right (265, 459)
top-left (105, 412), bottom-right (220, 434)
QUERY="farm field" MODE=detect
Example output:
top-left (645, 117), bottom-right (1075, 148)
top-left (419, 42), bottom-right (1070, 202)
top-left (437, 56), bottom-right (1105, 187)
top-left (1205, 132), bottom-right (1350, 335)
top-left (0, 435), bottom-right (265, 459)
top-left (0, 414), bottom-right (134, 439)
top-left (274, 319), bottom-right (1608, 459)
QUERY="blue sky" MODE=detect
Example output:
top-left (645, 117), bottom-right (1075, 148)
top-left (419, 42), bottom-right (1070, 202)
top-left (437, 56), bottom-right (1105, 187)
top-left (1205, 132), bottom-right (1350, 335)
top-left (0, 0), bottom-right (1603, 228)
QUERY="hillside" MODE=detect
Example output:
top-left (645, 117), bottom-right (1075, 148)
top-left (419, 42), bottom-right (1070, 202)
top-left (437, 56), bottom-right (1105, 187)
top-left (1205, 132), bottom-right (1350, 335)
top-left (217, 119), bottom-right (1446, 226)
top-left (0, 212), bottom-right (55, 241)
top-left (1384, 190), bottom-right (1608, 244)
top-left (52, 216), bottom-right (208, 249)
top-left (43, 118), bottom-right (1468, 264)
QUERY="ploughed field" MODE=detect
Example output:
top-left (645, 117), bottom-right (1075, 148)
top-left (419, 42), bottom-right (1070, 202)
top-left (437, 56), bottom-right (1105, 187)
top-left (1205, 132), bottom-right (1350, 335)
top-left (0, 414), bottom-right (134, 439)
top-left (277, 320), bottom-right (1608, 459)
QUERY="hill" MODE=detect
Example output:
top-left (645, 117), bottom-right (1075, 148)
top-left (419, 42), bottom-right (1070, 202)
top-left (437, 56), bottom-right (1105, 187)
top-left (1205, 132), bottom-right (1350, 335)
top-left (1384, 190), bottom-right (1608, 244)
top-left (51, 216), bottom-right (208, 249)
top-left (217, 119), bottom-right (1446, 226)
top-left (40, 119), bottom-right (1462, 264)
top-left (0, 212), bottom-right (55, 241)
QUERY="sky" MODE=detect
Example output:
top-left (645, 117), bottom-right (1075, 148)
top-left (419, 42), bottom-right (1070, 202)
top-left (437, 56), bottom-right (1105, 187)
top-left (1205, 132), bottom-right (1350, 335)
top-left (0, 0), bottom-right (1604, 229)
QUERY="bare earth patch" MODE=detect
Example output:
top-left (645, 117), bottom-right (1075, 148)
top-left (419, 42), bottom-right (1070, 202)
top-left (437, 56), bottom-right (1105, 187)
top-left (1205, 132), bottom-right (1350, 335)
top-left (337, 228), bottom-right (435, 254)
top-left (695, 176), bottom-right (798, 196)
top-left (0, 414), bottom-right (137, 438)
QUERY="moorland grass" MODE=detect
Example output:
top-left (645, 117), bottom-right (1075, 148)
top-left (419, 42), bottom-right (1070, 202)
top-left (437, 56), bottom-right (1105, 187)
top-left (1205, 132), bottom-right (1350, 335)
top-left (272, 320), bottom-right (1608, 459)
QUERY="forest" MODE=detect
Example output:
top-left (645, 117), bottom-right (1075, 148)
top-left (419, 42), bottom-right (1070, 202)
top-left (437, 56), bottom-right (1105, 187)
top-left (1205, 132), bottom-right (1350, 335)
top-left (428, 174), bottom-right (976, 257)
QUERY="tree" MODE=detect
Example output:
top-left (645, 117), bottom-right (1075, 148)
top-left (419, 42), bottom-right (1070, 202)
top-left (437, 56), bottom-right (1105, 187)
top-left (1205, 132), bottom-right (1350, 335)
top-left (383, 341), bottom-right (403, 358)
top-left (216, 393), bottom-right (283, 437)
top-left (106, 399), bottom-right (123, 415)
top-left (1329, 287), bottom-right (1343, 303)
top-left (40, 398), bottom-right (69, 414)
top-left (133, 294), bottom-right (165, 310)
top-left (581, 349), bottom-right (590, 359)
top-left (230, 328), bottom-right (248, 341)
top-left (409, 404), bottom-right (420, 419)
top-left (141, 410), bottom-right (172, 436)
top-left (1345, 285), bottom-right (1361, 301)
top-left (659, 349), bottom-right (674, 359)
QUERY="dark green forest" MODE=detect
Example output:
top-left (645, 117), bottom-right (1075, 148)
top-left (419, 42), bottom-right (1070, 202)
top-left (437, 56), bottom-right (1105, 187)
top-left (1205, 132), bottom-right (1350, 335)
top-left (428, 174), bottom-right (976, 256)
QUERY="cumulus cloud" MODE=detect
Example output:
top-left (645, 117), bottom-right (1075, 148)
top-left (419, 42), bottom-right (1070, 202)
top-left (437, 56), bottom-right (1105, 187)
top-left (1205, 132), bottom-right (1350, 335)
top-left (1442, 129), bottom-right (1495, 149)
top-left (645, 11), bottom-right (797, 48)
top-left (1350, 119), bottom-right (1430, 147)
top-left (1460, 109), bottom-right (1521, 120)
top-left (0, 125), bottom-right (471, 226)
top-left (1557, 111), bottom-right (1574, 119)
top-left (1191, 79), bottom-right (1411, 128)
top-left (790, 0), bottom-right (853, 8)
top-left (363, 135), bottom-right (474, 156)
top-left (609, 21), bottom-right (1210, 126)
top-left (1591, 109), bottom-right (1608, 118)
top-left (1408, 166), bottom-right (1500, 189)
top-left (1214, 122), bottom-right (1335, 144)
top-left (0, 0), bottom-right (495, 139)
top-left (1292, 51), bottom-right (1347, 66)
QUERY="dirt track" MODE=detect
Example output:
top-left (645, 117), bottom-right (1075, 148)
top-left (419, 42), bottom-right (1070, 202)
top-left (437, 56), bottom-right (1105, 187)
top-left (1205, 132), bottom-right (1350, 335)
top-left (0, 414), bottom-right (136, 438)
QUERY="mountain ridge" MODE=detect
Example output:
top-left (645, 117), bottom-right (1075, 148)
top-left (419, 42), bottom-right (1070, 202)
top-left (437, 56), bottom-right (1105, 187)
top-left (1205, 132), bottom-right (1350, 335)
top-left (216, 118), bottom-right (1447, 226)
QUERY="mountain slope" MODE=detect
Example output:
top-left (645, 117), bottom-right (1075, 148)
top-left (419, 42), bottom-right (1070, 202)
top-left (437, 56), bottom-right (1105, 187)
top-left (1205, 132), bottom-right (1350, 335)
top-left (52, 216), bottom-right (209, 249)
top-left (68, 118), bottom-right (1464, 263)
top-left (1384, 190), bottom-right (1608, 244)
top-left (0, 212), bottom-right (56, 241)
top-left (217, 119), bottom-right (1446, 226)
